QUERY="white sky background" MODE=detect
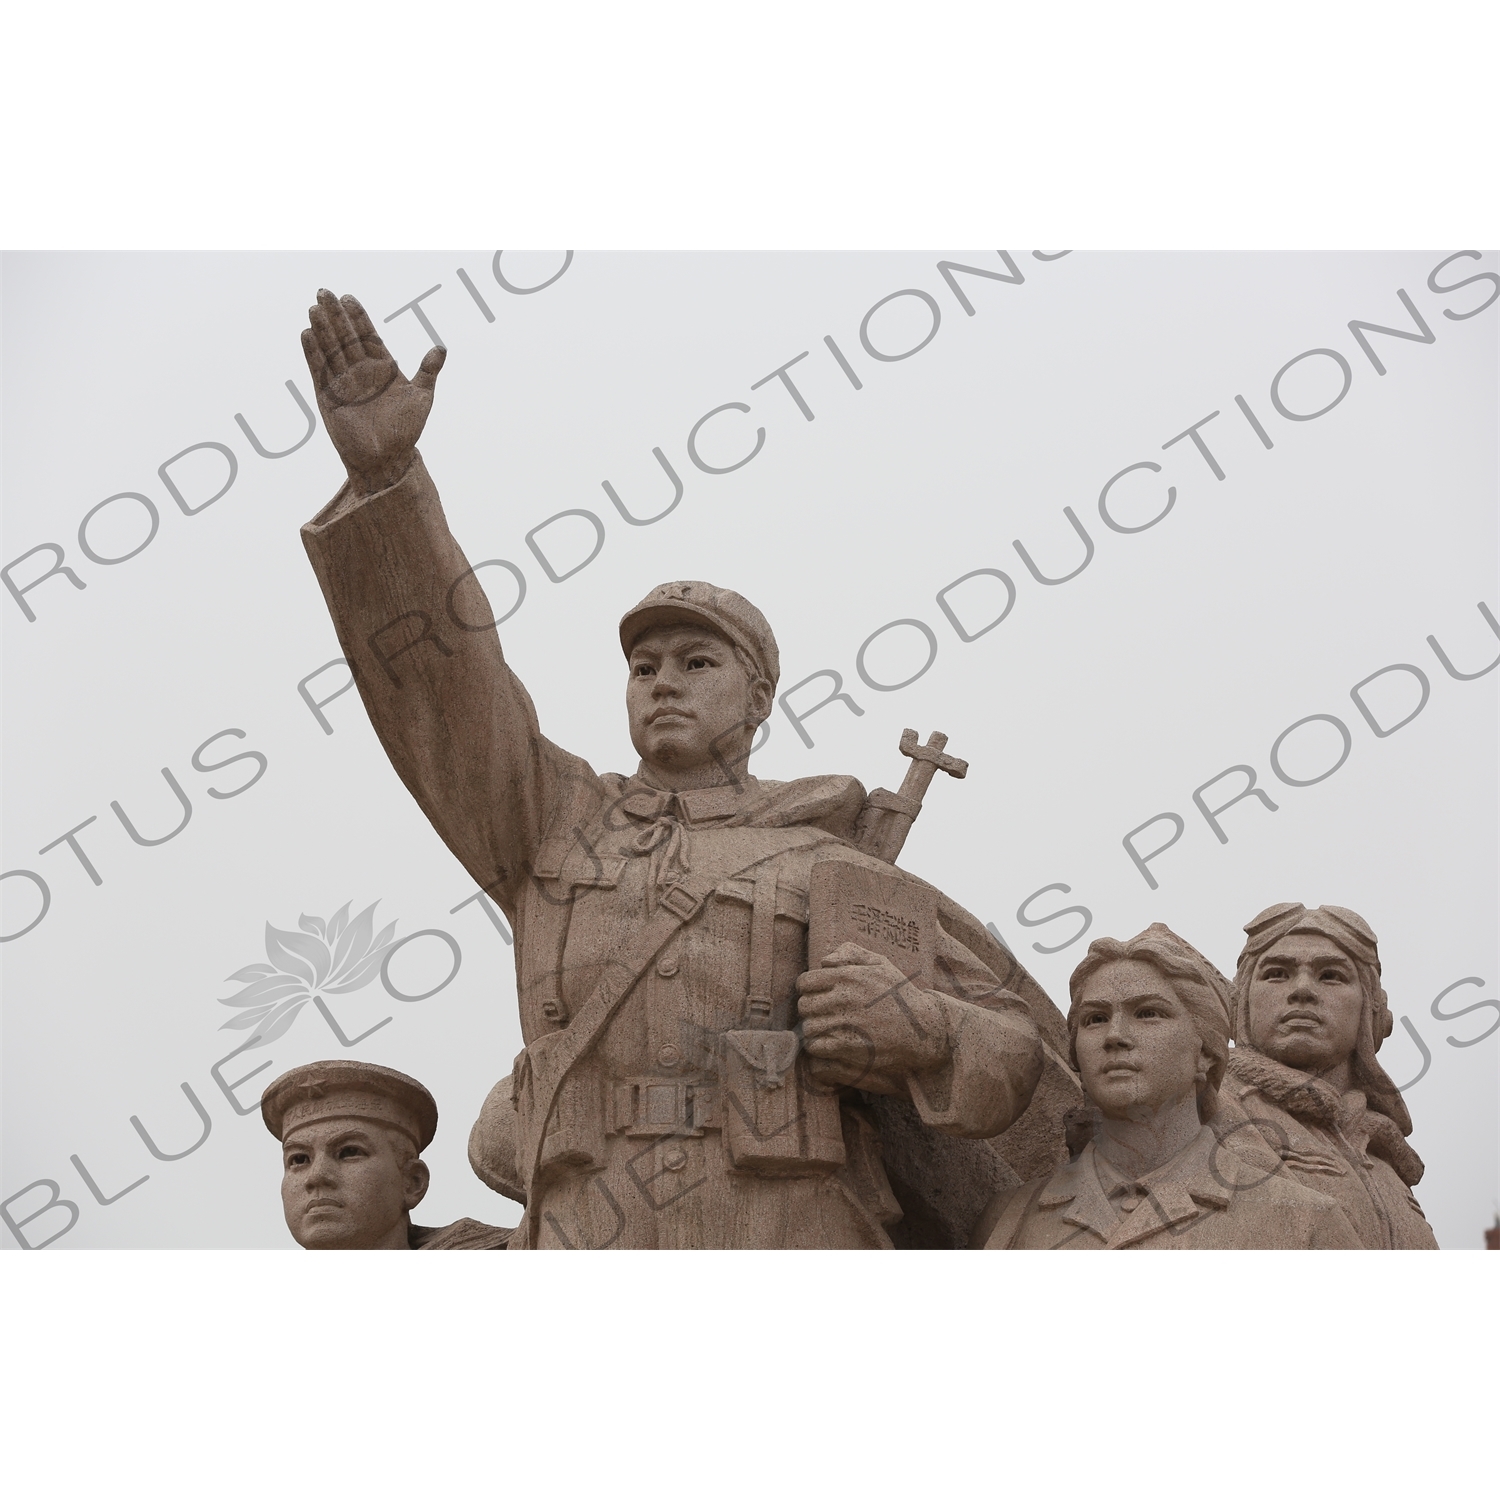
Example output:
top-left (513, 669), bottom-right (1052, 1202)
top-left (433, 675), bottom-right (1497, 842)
top-left (4, 247), bottom-right (1495, 1251)
top-left (1, 5), bottom-right (1497, 1497)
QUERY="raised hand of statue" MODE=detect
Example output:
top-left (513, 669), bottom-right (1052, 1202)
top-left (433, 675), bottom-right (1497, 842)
top-left (300, 288), bottom-right (447, 498)
top-left (796, 942), bottom-right (952, 1092)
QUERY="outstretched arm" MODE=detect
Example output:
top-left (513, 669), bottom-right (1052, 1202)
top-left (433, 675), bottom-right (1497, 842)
top-left (298, 291), bottom-right (601, 918)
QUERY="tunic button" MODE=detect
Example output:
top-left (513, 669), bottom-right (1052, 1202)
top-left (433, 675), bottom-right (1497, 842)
top-left (656, 955), bottom-right (679, 978)
top-left (657, 1044), bottom-right (681, 1067)
top-left (662, 1144), bottom-right (688, 1172)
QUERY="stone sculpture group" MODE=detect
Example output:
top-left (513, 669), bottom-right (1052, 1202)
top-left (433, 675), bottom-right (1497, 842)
top-left (262, 290), bottom-right (1438, 1251)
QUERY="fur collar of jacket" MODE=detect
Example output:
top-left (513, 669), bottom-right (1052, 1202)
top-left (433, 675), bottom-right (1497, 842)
top-left (1226, 1048), bottom-right (1425, 1186)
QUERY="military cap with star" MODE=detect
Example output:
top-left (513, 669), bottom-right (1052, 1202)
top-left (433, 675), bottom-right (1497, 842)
top-left (619, 580), bottom-right (780, 690)
top-left (261, 1059), bottom-right (438, 1152)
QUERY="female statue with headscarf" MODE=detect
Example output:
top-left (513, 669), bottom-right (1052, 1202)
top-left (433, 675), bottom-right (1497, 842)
top-left (1218, 903), bottom-right (1438, 1249)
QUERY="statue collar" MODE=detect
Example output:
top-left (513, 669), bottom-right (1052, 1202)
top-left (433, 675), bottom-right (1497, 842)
top-left (1042, 1129), bottom-right (1231, 1247)
top-left (611, 770), bottom-right (865, 839)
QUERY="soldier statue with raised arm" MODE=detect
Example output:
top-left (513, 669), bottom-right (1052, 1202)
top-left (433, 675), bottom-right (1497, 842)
top-left (297, 289), bottom-right (1078, 1249)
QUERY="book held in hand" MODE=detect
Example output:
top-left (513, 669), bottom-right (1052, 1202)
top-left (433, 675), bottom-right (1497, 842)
top-left (807, 860), bottom-right (938, 989)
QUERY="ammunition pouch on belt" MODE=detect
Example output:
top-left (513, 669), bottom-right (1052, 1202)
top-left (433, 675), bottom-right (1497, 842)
top-left (721, 1030), bottom-right (846, 1177)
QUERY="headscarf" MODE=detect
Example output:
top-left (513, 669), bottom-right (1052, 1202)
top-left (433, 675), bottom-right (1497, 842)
top-left (1067, 922), bottom-right (1234, 1114)
top-left (1230, 902), bottom-right (1411, 1136)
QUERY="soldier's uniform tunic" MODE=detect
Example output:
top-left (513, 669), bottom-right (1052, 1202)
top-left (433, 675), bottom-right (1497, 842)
top-left (303, 455), bottom-right (1044, 1249)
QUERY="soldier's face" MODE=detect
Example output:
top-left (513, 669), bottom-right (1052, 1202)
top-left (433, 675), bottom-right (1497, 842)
top-left (280, 1119), bottom-right (428, 1249)
top-left (1074, 960), bottom-right (1210, 1121)
top-left (627, 625), bottom-right (770, 777)
top-left (1245, 932), bottom-right (1364, 1073)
